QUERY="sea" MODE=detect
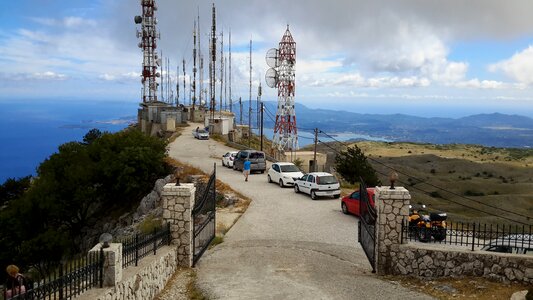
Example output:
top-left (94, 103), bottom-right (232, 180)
top-left (0, 99), bottom-right (138, 183)
top-left (0, 99), bottom-right (394, 184)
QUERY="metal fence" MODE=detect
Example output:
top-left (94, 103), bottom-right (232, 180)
top-left (2, 251), bottom-right (103, 300)
top-left (401, 220), bottom-right (533, 252)
top-left (121, 223), bottom-right (171, 268)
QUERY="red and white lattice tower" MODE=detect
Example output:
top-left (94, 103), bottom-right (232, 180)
top-left (273, 26), bottom-right (298, 151)
top-left (135, 0), bottom-right (160, 103)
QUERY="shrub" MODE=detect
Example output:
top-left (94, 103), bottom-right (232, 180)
top-left (464, 190), bottom-right (485, 196)
top-left (334, 145), bottom-right (380, 186)
top-left (429, 191), bottom-right (443, 198)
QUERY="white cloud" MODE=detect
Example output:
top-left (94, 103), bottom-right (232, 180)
top-left (0, 71), bottom-right (67, 81)
top-left (489, 46), bottom-right (533, 85)
top-left (454, 79), bottom-right (505, 89)
top-left (305, 72), bottom-right (430, 88)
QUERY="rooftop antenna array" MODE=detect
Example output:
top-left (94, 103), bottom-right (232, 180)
top-left (266, 25), bottom-right (298, 151)
top-left (135, 0), bottom-right (160, 103)
top-left (192, 20), bottom-right (198, 111)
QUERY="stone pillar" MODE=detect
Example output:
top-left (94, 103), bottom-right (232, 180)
top-left (374, 186), bottom-right (411, 275)
top-left (88, 243), bottom-right (123, 287)
top-left (161, 183), bottom-right (195, 267)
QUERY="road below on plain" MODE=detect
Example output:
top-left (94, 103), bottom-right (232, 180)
top-left (168, 123), bottom-right (433, 300)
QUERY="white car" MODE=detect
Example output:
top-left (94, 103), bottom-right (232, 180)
top-left (267, 162), bottom-right (304, 187)
top-left (192, 129), bottom-right (209, 140)
top-left (294, 172), bottom-right (341, 200)
top-left (222, 151), bottom-right (238, 168)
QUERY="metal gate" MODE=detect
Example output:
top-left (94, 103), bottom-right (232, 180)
top-left (357, 180), bottom-right (377, 272)
top-left (192, 163), bottom-right (216, 266)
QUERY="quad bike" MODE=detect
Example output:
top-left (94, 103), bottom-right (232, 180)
top-left (408, 204), bottom-right (447, 242)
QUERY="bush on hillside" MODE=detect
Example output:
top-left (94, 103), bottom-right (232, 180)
top-left (334, 145), bottom-right (380, 187)
top-left (0, 128), bottom-right (170, 276)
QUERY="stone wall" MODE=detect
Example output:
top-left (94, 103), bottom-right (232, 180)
top-left (392, 244), bottom-right (533, 284)
top-left (372, 186), bottom-right (533, 284)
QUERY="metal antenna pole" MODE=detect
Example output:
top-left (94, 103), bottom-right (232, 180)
top-left (210, 3), bottom-right (217, 120)
top-left (239, 97), bottom-right (242, 125)
top-left (160, 51), bottom-right (163, 102)
top-left (225, 56), bottom-right (227, 112)
top-left (229, 29), bottom-right (232, 113)
top-left (197, 9), bottom-right (202, 110)
top-left (193, 20), bottom-right (197, 111)
top-left (219, 31), bottom-right (223, 113)
top-left (176, 65), bottom-right (179, 105)
top-left (182, 59), bottom-right (186, 105)
top-left (260, 102), bottom-right (264, 151)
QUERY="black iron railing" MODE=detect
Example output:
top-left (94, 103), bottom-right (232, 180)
top-left (121, 223), bottom-right (171, 268)
top-left (401, 220), bottom-right (533, 252)
top-left (2, 251), bottom-right (103, 300)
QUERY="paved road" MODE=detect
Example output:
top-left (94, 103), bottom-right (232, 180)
top-left (168, 123), bottom-right (433, 300)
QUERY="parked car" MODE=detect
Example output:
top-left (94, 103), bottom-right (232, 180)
top-left (222, 151), bottom-right (238, 168)
top-left (341, 188), bottom-right (375, 216)
top-left (481, 235), bottom-right (533, 255)
top-left (293, 172), bottom-right (341, 200)
top-left (267, 162), bottom-right (304, 187)
top-left (193, 129), bottom-right (209, 140)
top-left (233, 150), bottom-right (267, 173)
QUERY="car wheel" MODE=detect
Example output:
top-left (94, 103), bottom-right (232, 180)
top-left (417, 227), bottom-right (431, 243)
top-left (341, 202), bottom-right (349, 215)
top-left (294, 184), bottom-right (300, 193)
top-left (268, 175), bottom-right (272, 183)
top-left (311, 190), bottom-right (318, 200)
top-left (333, 194), bottom-right (340, 199)
top-left (279, 179), bottom-right (284, 188)
top-left (222, 161), bottom-right (225, 167)
top-left (261, 170), bottom-right (264, 174)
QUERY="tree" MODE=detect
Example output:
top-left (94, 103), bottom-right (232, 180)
top-left (334, 145), bottom-right (380, 186)
top-left (82, 128), bottom-right (102, 145)
top-left (0, 176), bottom-right (31, 206)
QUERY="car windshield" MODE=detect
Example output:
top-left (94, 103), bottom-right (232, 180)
top-left (231, 153), bottom-right (237, 157)
top-left (280, 165), bottom-right (300, 172)
top-left (198, 130), bottom-right (207, 134)
top-left (318, 175), bottom-right (338, 185)
top-left (249, 152), bottom-right (264, 159)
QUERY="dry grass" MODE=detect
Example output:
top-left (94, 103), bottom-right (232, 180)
top-left (186, 271), bottom-right (206, 300)
top-left (385, 275), bottom-right (530, 300)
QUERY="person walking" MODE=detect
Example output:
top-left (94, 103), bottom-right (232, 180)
top-left (243, 158), bottom-right (251, 182)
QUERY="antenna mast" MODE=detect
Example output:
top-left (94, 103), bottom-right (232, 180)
top-left (135, 0), bottom-right (160, 103)
top-left (269, 25), bottom-right (298, 151)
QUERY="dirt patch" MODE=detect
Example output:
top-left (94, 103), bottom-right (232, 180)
top-left (384, 275), bottom-right (531, 300)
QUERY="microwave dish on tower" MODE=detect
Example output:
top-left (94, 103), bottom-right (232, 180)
top-left (265, 68), bottom-right (278, 88)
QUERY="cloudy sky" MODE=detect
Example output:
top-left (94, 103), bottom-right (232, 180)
top-left (1, 0), bottom-right (533, 117)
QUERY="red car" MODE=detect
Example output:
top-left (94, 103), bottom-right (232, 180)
top-left (341, 188), bottom-right (375, 216)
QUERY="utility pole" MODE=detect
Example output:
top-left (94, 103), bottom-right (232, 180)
top-left (248, 39), bottom-right (252, 147)
top-left (160, 50), bottom-right (163, 102)
top-left (260, 102), bottom-right (264, 151)
top-left (313, 128), bottom-right (318, 172)
top-left (239, 97), bottom-right (242, 125)
top-left (176, 65), bottom-right (179, 105)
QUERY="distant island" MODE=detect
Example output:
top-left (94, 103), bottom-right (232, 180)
top-left (251, 102), bottom-right (533, 148)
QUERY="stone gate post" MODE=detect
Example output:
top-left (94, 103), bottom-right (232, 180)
top-left (374, 186), bottom-right (411, 275)
top-left (162, 183), bottom-right (195, 267)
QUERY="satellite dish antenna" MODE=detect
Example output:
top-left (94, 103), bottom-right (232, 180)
top-left (265, 48), bottom-right (279, 68)
top-left (265, 68), bottom-right (278, 88)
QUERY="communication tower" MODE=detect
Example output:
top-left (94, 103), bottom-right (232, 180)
top-left (265, 26), bottom-right (298, 151)
top-left (134, 0), bottom-right (160, 103)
